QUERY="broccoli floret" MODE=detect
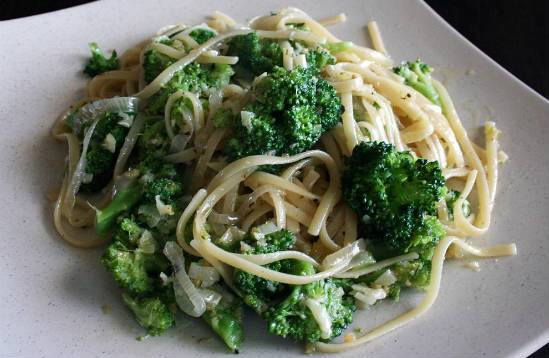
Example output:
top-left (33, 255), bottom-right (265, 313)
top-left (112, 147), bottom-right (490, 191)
top-left (342, 141), bottom-right (445, 288)
top-left (342, 140), bottom-right (445, 254)
top-left (202, 287), bottom-right (245, 352)
top-left (228, 66), bottom-right (341, 159)
top-left (79, 112), bottom-right (131, 192)
top-left (111, 217), bottom-right (144, 247)
top-left (142, 49), bottom-right (175, 84)
top-left (122, 293), bottom-right (175, 336)
top-left (137, 202), bottom-right (181, 235)
top-left (264, 261), bottom-right (355, 343)
top-left (102, 239), bottom-right (169, 295)
top-left (393, 60), bottom-right (441, 106)
top-left (388, 260), bottom-right (431, 299)
top-left (189, 28), bottom-right (216, 44)
top-left (445, 189), bottom-right (471, 220)
top-left (227, 32), bottom-right (283, 76)
top-left (305, 47), bottom-right (336, 73)
top-left (207, 63), bottom-right (235, 89)
top-left (233, 227), bottom-right (296, 313)
top-left (143, 178), bottom-right (182, 201)
top-left (135, 119), bottom-right (172, 163)
top-left (145, 62), bottom-right (233, 115)
top-left (145, 63), bottom-right (210, 115)
top-left (141, 28), bottom-right (215, 84)
top-left (83, 42), bottom-right (119, 77)
top-left (211, 108), bottom-right (235, 128)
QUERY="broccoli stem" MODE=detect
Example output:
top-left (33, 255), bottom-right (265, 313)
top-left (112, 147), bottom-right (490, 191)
top-left (95, 182), bottom-right (142, 235)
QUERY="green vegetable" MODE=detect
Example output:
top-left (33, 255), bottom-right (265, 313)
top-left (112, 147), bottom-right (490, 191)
top-left (228, 66), bottom-right (341, 159)
top-left (211, 108), bottom-right (235, 128)
top-left (189, 28), bottom-right (216, 44)
top-left (445, 189), bottom-right (471, 220)
top-left (305, 47), bottom-right (336, 73)
top-left (264, 261), bottom-right (355, 343)
top-left (102, 239), bottom-right (169, 295)
top-left (143, 177), bottom-right (182, 201)
top-left (122, 293), bottom-right (175, 336)
top-left (141, 28), bottom-right (216, 84)
top-left (393, 60), bottom-right (441, 106)
top-left (142, 49), bottom-right (175, 84)
top-left (342, 141), bottom-right (446, 287)
top-left (202, 287), bottom-right (245, 352)
top-left (83, 42), bottom-right (119, 77)
top-left (324, 42), bottom-right (353, 54)
top-left (233, 227), bottom-right (296, 314)
top-left (77, 112), bottom-right (132, 192)
top-left (95, 182), bottom-right (142, 235)
top-left (111, 217), bottom-right (144, 247)
top-left (227, 32), bottom-right (283, 76)
top-left (145, 63), bottom-right (233, 115)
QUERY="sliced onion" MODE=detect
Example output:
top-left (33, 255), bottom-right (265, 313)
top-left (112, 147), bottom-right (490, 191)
top-left (137, 230), bottom-right (156, 254)
top-left (351, 284), bottom-right (387, 309)
top-left (113, 113), bottom-right (146, 177)
top-left (155, 195), bottom-right (175, 216)
top-left (63, 97), bottom-right (139, 209)
top-left (305, 298), bottom-right (332, 339)
top-left (240, 111), bottom-right (254, 131)
top-left (102, 133), bottom-right (116, 153)
top-left (217, 226), bottom-right (245, 250)
top-left (170, 133), bottom-right (191, 153)
top-left (163, 242), bottom-right (206, 317)
top-left (346, 251), bottom-right (376, 270)
top-left (197, 288), bottom-right (222, 308)
top-left (335, 252), bottom-right (419, 279)
top-left (208, 211), bottom-right (239, 225)
top-left (63, 117), bottom-right (100, 211)
top-left (321, 239), bottom-right (365, 270)
top-left (117, 112), bottom-right (134, 127)
top-left (159, 272), bottom-right (172, 286)
top-left (374, 269), bottom-right (397, 286)
top-left (188, 262), bottom-right (220, 288)
top-left (208, 89), bottom-right (223, 118)
top-left (250, 221), bottom-right (279, 240)
top-left (75, 97), bottom-right (139, 135)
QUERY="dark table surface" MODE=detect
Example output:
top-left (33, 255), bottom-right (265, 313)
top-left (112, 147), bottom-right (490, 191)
top-left (1, 0), bottom-right (548, 357)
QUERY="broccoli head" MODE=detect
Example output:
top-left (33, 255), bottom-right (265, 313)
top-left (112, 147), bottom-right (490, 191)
top-left (143, 177), bottom-right (182, 201)
top-left (145, 62), bottom-right (233, 115)
top-left (233, 226), bottom-right (296, 313)
top-left (393, 59), bottom-right (441, 106)
top-left (305, 47), bottom-right (336, 73)
top-left (83, 42), bottom-right (119, 77)
top-left (79, 112), bottom-right (132, 192)
top-left (122, 293), bottom-right (175, 336)
top-left (264, 261), bottom-right (355, 343)
top-left (227, 32), bottom-right (283, 76)
top-left (189, 28), bottom-right (216, 44)
top-left (342, 141), bottom-right (446, 258)
top-left (228, 66), bottom-right (341, 159)
top-left (102, 239), bottom-right (169, 295)
top-left (211, 108), bottom-right (235, 128)
top-left (142, 28), bottom-right (216, 83)
top-left (142, 49), bottom-right (175, 84)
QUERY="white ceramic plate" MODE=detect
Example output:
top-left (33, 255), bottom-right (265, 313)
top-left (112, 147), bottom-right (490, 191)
top-left (0, 0), bottom-right (547, 357)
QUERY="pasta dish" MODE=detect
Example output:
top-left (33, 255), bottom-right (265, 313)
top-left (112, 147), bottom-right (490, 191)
top-left (51, 8), bottom-right (517, 353)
